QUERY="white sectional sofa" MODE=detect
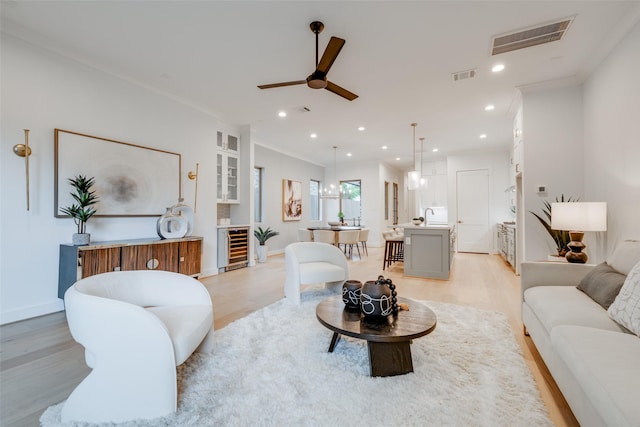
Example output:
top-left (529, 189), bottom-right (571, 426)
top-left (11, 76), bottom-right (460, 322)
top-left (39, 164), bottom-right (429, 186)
top-left (521, 241), bottom-right (640, 427)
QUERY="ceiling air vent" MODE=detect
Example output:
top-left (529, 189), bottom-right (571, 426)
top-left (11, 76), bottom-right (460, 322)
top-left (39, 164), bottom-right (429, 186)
top-left (491, 17), bottom-right (574, 56)
top-left (452, 68), bottom-right (477, 82)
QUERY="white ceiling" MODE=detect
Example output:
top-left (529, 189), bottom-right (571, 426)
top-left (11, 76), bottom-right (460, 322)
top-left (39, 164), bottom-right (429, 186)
top-left (2, 1), bottom-right (639, 169)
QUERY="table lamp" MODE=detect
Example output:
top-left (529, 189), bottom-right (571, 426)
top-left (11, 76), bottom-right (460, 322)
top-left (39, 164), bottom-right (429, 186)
top-left (551, 202), bottom-right (607, 263)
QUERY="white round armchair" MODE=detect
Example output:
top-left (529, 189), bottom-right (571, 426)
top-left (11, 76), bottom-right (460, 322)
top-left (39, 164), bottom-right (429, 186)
top-left (61, 270), bottom-right (214, 423)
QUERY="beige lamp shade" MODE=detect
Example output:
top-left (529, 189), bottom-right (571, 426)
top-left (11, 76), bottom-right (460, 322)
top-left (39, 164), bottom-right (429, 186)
top-left (551, 202), bottom-right (607, 231)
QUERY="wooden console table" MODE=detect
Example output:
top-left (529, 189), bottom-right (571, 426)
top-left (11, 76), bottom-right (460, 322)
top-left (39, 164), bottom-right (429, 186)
top-left (58, 236), bottom-right (202, 298)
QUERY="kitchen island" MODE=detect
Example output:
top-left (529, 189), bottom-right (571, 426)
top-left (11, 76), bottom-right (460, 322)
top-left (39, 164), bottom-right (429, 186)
top-left (401, 224), bottom-right (454, 279)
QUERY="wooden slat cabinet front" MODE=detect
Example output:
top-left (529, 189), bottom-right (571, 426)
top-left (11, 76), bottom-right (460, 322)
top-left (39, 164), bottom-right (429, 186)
top-left (58, 237), bottom-right (203, 299)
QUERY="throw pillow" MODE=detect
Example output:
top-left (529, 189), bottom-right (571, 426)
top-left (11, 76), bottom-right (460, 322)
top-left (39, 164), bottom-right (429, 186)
top-left (578, 262), bottom-right (626, 309)
top-left (608, 260), bottom-right (640, 336)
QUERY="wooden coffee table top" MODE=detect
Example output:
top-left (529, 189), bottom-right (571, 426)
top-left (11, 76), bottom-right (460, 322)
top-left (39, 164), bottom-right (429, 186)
top-left (316, 295), bottom-right (437, 343)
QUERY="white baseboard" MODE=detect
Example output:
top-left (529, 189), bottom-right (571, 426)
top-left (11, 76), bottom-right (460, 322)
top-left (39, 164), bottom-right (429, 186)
top-left (0, 299), bottom-right (64, 325)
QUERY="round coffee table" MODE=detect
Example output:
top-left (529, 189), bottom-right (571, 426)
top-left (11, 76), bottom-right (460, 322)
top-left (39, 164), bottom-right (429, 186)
top-left (316, 295), bottom-right (437, 377)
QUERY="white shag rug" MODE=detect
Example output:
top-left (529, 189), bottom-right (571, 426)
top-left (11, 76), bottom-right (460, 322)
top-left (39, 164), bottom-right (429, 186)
top-left (41, 288), bottom-right (551, 427)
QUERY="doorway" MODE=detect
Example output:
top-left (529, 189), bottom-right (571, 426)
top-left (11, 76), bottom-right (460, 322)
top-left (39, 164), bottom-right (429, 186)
top-left (456, 169), bottom-right (490, 253)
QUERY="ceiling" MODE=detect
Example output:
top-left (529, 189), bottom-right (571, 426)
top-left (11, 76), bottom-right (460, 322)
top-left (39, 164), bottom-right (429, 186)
top-left (2, 1), bottom-right (638, 169)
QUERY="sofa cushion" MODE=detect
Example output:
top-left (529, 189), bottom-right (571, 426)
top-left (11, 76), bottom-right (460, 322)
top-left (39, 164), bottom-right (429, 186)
top-left (299, 262), bottom-right (346, 284)
top-left (608, 260), bottom-right (640, 336)
top-left (147, 305), bottom-right (214, 365)
top-left (577, 262), bottom-right (626, 309)
top-left (608, 240), bottom-right (640, 276)
top-left (524, 286), bottom-right (626, 334)
top-left (552, 325), bottom-right (640, 427)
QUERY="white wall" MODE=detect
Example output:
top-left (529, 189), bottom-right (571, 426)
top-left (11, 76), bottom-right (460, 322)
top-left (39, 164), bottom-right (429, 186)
top-left (253, 144), bottom-right (325, 254)
top-left (1, 36), bottom-right (228, 323)
top-left (583, 21), bottom-right (640, 254)
top-left (520, 84), bottom-right (584, 262)
top-left (447, 150), bottom-right (511, 253)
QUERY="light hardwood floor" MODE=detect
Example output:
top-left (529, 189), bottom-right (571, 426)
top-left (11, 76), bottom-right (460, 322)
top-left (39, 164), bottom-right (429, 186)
top-left (0, 247), bottom-right (579, 427)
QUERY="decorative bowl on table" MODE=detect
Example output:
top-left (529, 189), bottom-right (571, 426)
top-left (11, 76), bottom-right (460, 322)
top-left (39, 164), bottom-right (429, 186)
top-left (327, 221), bottom-right (341, 226)
top-left (411, 219), bottom-right (423, 225)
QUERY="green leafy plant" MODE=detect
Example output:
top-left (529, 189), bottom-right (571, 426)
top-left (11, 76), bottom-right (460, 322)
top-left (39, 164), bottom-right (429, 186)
top-left (529, 194), bottom-right (578, 257)
top-left (60, 175), bottom-right (99, 234)
top-left (254, 226), bottom-right (279, 246)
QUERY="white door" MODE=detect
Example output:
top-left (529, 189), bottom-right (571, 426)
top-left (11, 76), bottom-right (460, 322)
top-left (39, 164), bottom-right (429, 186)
top-left (456, 169), bottom-right (490, 253)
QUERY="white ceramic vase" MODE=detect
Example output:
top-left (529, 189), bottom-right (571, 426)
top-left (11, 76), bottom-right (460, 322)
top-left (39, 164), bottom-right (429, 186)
top-left (256, 245), bottom-right (268, 263)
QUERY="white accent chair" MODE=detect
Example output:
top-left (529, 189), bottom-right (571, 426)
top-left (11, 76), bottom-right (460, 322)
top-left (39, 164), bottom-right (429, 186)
top-left (313, 229), bottom-right (336, 245)
top-left (61, 270), bottom-right (215, 423)
top-left (284, 242), bottom-right (349, 305)
top-left (298, 228), bottom-right (313, 242)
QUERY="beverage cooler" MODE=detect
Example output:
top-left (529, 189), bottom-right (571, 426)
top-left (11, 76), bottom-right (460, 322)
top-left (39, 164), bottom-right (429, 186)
top-left (217, 226), bottom-right (249, 272)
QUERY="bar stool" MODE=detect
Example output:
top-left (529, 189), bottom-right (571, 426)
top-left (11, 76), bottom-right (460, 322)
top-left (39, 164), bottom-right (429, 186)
top-left (382, 230), bottom-right (404, 270)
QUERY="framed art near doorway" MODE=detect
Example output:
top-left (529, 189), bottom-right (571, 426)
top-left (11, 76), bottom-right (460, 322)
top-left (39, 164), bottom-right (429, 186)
top-left (282, 179), bottom-right (302, 221)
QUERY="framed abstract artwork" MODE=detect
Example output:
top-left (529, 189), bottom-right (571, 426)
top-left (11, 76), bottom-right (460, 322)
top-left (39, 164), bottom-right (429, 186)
top-left (54, 129), bottom-right (181, 217)
top-left (282, 179), bottom-right (302, 221)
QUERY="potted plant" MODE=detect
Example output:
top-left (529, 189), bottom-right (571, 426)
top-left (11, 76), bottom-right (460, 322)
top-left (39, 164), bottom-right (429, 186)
top-left (529, 194), bottom-right (577, 258)
top-left (338, 211), bottom-right (345, 225)
top-left (60, 175), bottom-right (99, 245)
top-left (254, 226), bottom-right (279, 263)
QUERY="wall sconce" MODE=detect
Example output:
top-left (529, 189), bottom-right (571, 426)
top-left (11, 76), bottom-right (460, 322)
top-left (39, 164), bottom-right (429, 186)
top-left (13, 129), bottom-right (32, 211)
top-left (188, 163), bottom-right (199, 212)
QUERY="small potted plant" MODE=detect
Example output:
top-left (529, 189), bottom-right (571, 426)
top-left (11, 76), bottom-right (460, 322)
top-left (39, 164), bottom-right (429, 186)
top-left (338, 211), bottom-right (345, 225)
top-left (60, 175), bottom-right (99, 245)
top-left (530, 194), bottom-right (577, 258)
top-left (254, 226), bottom-right (279, 263)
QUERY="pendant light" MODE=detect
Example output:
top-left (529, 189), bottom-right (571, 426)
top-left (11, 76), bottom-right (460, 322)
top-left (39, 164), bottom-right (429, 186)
top-left (419, 137), bottom-right (427, 188)
top-left (407, 123), bottom-right (420, 190)
top-left (320, 146), bottom-right (340, 199)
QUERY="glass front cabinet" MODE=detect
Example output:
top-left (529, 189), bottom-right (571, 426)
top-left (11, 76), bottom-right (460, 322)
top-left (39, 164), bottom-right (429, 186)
top-left (216, 130), bottom-right (240, 203)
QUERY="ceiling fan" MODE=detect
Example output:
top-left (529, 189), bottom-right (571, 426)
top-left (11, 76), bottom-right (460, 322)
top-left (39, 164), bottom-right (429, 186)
top-left (257, 21), bottom-right (358, 101)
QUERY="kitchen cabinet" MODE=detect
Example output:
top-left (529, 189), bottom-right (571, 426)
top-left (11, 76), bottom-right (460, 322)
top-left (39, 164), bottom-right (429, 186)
top-left (58, 237), bottom-right (202, 298)
top-left (217, 151), bottom-right (239, 203)
top-left (497, 223), bottom-right (516, 271)
top-left (216, 130), bottom-right (239, 153)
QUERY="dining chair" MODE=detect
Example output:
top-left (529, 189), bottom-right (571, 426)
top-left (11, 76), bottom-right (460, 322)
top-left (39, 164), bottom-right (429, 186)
top-left (313, 229), bottom-right (336, 245)
top-left (337, 229), bottom-right (361, 259)
top-left (298, 228), bottom-right (313, 242)
top-left (358, 228), bottom-right (370, 256)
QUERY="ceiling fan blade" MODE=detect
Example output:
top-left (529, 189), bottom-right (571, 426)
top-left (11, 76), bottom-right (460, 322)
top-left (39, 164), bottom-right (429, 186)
top-left (316, 37), bottom-right (345, 75)
top-left (258, 80), bottom-right (306, 89)
top-left (326, 81), bottom-right (358, 101)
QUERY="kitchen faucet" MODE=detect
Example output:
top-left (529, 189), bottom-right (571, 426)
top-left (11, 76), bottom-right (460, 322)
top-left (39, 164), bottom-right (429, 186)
top-left (425, 208), bottom-right (434, 224)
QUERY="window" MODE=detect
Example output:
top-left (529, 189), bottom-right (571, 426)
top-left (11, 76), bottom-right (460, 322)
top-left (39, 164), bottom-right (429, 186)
top-left (339, 180), bottom-right (361, 223)
top-left (254, 167), bottom-right (263, 222)
top-left (309, 179), bottom-right (320, 220)
top-left (384, 181), bottom-right (389, 220)
top-left (393, 182), bottom-right (398, 225)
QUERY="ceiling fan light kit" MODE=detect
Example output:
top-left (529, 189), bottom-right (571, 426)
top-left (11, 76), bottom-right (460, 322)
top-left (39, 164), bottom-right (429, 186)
top-left (257, 21), bottom-right (358, 101)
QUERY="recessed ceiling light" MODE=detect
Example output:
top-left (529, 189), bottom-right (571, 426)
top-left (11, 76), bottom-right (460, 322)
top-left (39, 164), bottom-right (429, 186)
top-left (358, 126), bottom-right (365, 131)
top-left (278, 111), bottom-right (287, 117)
top-left (395, 157), bottom-right (401, 161)
top-left (491, 64), bottom-right (505, 72)
top-left (485, 105), bottom-right (495, 111)
top-left (432, 148), bottom-right (439, 152)
top-left (382, 146), bottom-right (388, 150)
top-left (346, 153), bottom-right (352, 157)
top-left (479, 134), bottom-right (487, 139)
top-left (310, 133), bottom-right (317, 138)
